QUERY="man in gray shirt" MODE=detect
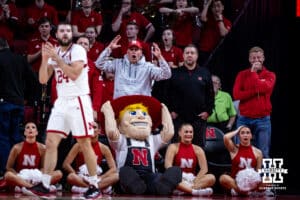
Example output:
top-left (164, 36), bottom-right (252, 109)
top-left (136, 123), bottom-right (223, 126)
top-left (95, 35), bottom-right (171, 99)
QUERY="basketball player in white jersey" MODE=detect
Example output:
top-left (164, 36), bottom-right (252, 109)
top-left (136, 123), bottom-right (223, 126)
top-left (22, 22), bottom-right (101, 199)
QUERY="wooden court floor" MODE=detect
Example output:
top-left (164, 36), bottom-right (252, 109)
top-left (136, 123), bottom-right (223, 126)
top-left (0, 192), bottom-right (299, 200)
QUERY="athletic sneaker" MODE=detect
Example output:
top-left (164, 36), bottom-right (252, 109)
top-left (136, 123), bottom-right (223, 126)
top-left (250, 189), bottom-right (276, 197)
top-left (102, 186), bottom-right (113, 195)
top-left (15, 186), bottom-right (22, 193)
top-left (173, 189), bottom-right (186, 195)
top-left (84, 185), bottom-right (102, 199)
top-left (231, 188), bottom-right (238, 196)
top-left (22, 182), bottom-right (50, 197)
top-left (265, 188), bottom-right (276, 197)
top-left (49, 185), bottom-right (57, 193)
top-left (192, 187), bottom-right (213, 196)
top-left (55, 183), bottom-right (62, 191)
top-left (71, 186), bottom-right (88, 194)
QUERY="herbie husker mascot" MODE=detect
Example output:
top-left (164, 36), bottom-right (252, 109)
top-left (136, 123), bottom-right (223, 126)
top-left (101, 95), bottom-right (182, 195)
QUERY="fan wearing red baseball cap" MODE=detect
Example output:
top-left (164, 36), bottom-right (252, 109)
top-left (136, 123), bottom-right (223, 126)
top-left (127, 40), bottom-right (143, 49)
top-left (95, 35), bottom-right (171, 99)
top-left (101, 95), bottom-right (182, 195)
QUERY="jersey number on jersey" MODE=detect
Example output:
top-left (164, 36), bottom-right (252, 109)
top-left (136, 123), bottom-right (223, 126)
top-left (57, 70), bottom-right (70, 83)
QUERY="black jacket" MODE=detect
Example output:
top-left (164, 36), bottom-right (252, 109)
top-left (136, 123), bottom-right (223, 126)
top-left (166, 65), bottom-right (214, 122)
top-left (0, 49), bottom-right (38, 105)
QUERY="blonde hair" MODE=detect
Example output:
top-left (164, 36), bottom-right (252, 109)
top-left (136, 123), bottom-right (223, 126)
top-left (249, 46), bottom-right (264, 54)
top-left (118, 103), bottom-right (149, 119)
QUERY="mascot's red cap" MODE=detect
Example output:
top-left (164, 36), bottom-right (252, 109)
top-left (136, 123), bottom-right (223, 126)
top-left (111, 95), bottom-right (162, 131)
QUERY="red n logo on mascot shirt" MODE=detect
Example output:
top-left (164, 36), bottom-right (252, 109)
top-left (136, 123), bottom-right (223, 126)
top-left (131, 149), bottom-right (149, 166)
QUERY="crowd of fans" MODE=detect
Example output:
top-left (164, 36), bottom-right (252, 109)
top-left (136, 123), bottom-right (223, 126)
top-left (0, 0), bottom-right (277, 198)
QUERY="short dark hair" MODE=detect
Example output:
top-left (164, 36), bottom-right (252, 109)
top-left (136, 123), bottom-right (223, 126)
top-left (126, 21), bottom-right (139, 29)
top-left (184, 44), bottom-right (199, 54)
top-left (37, 17), bottom-right (52, 26)
top-left (76, 35), bottom-right (90, 44)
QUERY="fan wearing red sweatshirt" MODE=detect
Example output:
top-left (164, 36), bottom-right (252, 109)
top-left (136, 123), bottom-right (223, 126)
top-left (233, 46), bottom-right (276, 158)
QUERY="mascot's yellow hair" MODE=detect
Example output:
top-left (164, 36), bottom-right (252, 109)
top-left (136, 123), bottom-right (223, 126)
top-left (119, 103), bottom-right (149, 120)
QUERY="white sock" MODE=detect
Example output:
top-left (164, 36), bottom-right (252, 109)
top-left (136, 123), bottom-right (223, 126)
top-left (88, 175), bottom-right (100, 188)
top-left (41, 174), bottom-right (51, 189)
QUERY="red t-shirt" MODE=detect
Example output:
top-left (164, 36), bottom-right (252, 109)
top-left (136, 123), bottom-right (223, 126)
top-left (172, 13), bottom-right (194, 47)
top-left (160, 45), bottom-right (183, 66)
top-left (26, 3), bottom-right (59, 28)
top-left (101, 79), bottom-right (114, 106)
top-left (199, 13), bottom-right (231, 52)
top-left (98, 77), bottom-right (114, 133)
top-left (88, 59), bottom-right (103, 112)
top-left (27, 36), bottom-right (58, 72)
top-left (113, 12), bottom-right (151, 40)
top-left (87, 41), bottom-right (105, 62)
top-left (71, 10), bottom-right (103, 33)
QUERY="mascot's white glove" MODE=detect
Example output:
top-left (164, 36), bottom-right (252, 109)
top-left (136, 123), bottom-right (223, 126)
top-left (236, 168), bottom-right (261, 192)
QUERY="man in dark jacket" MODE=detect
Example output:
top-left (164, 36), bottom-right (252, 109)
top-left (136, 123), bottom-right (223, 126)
top-left (166, 44), bottom-right (214, 147)
top-left (0, 38), bottom-right (38, 177)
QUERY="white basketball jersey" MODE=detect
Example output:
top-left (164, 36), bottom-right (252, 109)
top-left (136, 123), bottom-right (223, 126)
top-left (48, 44), bottom-right (89, 97)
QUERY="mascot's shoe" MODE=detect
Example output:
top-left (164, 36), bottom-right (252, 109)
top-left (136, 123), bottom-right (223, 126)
top-left (155, 166), bottom-right (182, 195)
top-left (119, 166), bottom-right (146, 195)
